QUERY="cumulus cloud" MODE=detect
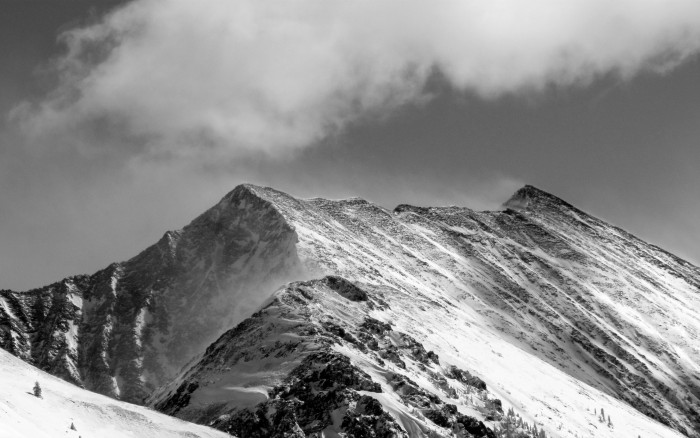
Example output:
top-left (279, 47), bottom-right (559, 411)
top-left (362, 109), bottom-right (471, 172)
top-left (13, 0), bottom-right (700, 158)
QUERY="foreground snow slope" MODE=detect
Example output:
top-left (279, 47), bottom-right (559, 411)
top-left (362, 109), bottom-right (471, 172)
top-left (0, 348), bottom-right (230, 438)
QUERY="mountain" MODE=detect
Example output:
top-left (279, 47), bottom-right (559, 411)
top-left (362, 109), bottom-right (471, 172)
top-left (0, 185), bottom-right (303, 403)
top-left (2, 184), bottom-right (699, 438)
top-left (0, 347), bottom-right (229, 438)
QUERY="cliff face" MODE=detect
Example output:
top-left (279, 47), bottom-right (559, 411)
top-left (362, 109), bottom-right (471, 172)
top-left (2, 183), bottom-right (699, 437)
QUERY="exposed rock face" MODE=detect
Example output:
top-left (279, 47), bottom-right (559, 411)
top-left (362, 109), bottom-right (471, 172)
top-left (0, 185), bottom-right (303, 402)
top-left (2, 183), bottom-right (700, 438)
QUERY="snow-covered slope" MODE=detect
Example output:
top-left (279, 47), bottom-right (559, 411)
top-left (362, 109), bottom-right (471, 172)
top-left (3, 183), bottom-right (699, 437)
top-left (239, 184), bottom-right (699, 436)
top-left (0, 347), bottom-right (230, 438)
top-left (148, 275), bottom-right (687, 438)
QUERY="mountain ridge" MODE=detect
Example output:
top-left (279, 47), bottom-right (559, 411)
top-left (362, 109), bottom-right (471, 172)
top-left (2, 183), bottom-right (699, 437)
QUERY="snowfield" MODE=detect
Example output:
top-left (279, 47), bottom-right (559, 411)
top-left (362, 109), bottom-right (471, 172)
top-left (0, 348), bottom-right (231, 438)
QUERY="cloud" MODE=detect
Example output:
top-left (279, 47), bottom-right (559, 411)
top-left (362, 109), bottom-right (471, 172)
top-left (13, 0), bottom-right (700, 158)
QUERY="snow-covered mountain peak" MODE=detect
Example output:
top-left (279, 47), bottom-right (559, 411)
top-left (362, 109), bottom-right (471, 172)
top-left (0, 348), bottom-right (230, 438)
top-left (190, 183), bottom-right (283, 226)
top-left (220, 182), bottom-right (270, 203)
top-left (503, 185), bottom-right (575, 212)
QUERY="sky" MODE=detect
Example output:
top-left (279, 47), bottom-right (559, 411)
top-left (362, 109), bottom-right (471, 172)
top-left (1, 0), bottom-right (699, 291)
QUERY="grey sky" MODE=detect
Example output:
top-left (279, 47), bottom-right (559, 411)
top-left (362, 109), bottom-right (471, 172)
top-left (1, 0), bottom-right (699, 291)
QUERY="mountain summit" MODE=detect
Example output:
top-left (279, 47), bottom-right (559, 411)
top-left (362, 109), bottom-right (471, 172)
top-left (503, 184), bottom-right (571, 209)
top-left (2, 184), bottom-right (699, 437)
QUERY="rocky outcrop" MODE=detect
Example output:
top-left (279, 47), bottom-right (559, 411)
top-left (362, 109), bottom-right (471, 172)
top-left (207, 352), bottom-right (391, 437)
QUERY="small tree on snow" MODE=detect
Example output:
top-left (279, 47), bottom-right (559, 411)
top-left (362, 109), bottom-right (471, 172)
top-left (33, 381), bottom-right (42, 398)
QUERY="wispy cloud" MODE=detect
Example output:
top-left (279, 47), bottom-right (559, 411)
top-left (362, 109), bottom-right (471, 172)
top-left (12, 0), bottom-right (700, 159)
